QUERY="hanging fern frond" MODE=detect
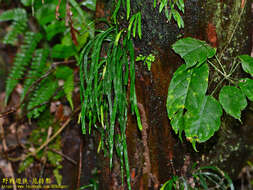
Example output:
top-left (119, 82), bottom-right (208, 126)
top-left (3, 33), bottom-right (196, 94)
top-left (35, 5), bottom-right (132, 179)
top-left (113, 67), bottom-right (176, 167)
top-left (0, 8), bottom-right (27, 22)
top-left (79, 26), bottom-right (143, 190)
top-left (21, 48), bottom-right (49, 102)
top-left (5, 32), bottom-right (42, 104)
top-left (3, 20), bottom-right (27, 45)
top-left (27, 77), bottom-right (58, 118)
top-left (0, 8), bottom-right (28, 45)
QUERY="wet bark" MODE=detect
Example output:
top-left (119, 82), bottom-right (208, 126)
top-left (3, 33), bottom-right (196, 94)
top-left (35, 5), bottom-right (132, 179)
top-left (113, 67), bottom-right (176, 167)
top-left (92, 0), bottom-right (252, 189)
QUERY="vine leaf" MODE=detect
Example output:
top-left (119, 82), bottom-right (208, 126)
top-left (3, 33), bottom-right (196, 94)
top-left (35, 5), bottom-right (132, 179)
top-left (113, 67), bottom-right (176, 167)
top-left (239, 78), bottom-right (253, 101)
top-left (238, 55), bottom-right (253, 76)
top-left (184, 96), bottom-right (222, 148)
top-left (166, 63), bottom-right (209, 135)
top-left (172, 37), bottom-right (216, 68)
top-left (219, 86), bottom-right (247, 121)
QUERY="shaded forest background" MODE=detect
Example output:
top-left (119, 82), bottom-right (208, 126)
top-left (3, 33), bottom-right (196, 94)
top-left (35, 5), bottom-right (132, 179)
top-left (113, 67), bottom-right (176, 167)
top-left (0, 0), bottom-right (253, 190)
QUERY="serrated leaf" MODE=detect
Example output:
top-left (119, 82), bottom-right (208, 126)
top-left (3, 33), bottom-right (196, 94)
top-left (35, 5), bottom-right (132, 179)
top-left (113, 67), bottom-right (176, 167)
top-left (167, 63), bottom-right (209, 119)
top-left (172, 37), bottom-right (216, 68)
top-left (239, 78), bottom-right (253, 101)
top-left (238, 55), bottom-right (253, 76)
top-left (219, 86), bottom-right (247, 121)
top-left (184, 96), bottom-right (222, 144)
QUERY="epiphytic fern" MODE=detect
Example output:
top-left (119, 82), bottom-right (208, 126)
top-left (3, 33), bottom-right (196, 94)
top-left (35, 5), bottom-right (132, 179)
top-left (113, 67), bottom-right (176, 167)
top-left (21, 48), bottom-right (49, 102)
top-left (27, 77), bottom-right (58, 118)
top-left (0, 8), bottom-right (28, 45)
top-left (4, 32), bottom-right (42, 104)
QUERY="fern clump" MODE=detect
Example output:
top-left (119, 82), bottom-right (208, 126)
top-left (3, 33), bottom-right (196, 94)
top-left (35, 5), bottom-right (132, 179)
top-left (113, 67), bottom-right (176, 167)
top-left (27, 77), bottom-right (58, 118)
top-left (5, 32), bottom-right (42, 104)
top-left (0, 8), bottom-right (28, 45)
top-left (21, 48), bottom-right (49, 102)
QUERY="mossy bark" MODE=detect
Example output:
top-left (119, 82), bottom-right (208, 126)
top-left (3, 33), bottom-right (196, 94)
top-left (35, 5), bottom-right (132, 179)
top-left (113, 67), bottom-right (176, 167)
top-left (92, 0), bottom-right (252, 189)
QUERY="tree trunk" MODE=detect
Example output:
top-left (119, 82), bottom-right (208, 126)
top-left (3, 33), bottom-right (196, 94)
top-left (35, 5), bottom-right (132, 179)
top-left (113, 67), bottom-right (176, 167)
top-left (89, 0), bottom-right (253, 189)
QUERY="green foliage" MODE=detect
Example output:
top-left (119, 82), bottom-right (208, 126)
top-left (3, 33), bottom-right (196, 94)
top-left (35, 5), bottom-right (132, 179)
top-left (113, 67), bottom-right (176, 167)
top-left (21, 48), bottom-right (49, 102)
top-left (172, 37), bottom-right (216, 69)
top-left (238, 54), bottom-right (253, 76)
top-left (55, 66), bottom-right (75, 110)
top-left (5, 32), bottom-right (42, 104)
top-left (219, 86), bottom-right (247, 121)
top-left (239, 78), bottom-right (253, 101)
top-left (167, 37), bottom-right (253, 150)
top-left (0, 8), bottom-right (27, 21)
top-left (0, 8), bottom-right (28, 44)
top-left (79, 25), bottom-right (144, 189)
top-left (167, 63), bottom-right (209, 143)
top-left (127, 12), bottom-right (142, 39)
top-left (157, 0), bottom-right (184, 28)
top-left (136, 54), bottom-right (155, 71)
top-left (161, 166), bottom-right (234, 190)
top-left (27, 77), bottom-right (58, 118)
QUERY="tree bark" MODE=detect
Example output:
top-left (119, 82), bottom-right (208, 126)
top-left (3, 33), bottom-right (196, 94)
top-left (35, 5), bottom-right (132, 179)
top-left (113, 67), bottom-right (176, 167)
top-left (92, 0), bottom-right (252, 189)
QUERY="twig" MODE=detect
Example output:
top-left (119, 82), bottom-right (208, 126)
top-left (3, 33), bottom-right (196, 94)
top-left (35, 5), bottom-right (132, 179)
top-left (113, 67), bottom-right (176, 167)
top-left (76, 137), bottom-right (83, 189)
top-left (138, 103), bottom-right (159, 189)
top-left (48, 148), bottom-right (77, 165)
top-left (0, 118), bottom-right (17, 190)
top-left (218, 0), bottom-right (247, 59)
top-left (7, 106), bottom-right (81, 162)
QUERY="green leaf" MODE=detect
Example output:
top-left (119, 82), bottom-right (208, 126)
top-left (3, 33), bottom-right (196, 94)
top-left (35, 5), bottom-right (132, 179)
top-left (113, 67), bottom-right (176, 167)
top-left (219, 86), bottom-right (247, 121)
top-left (81, 0), bottom-right (96, 11)
top-left (238, 55), bottom-right (253, 76)
top-left (55, 66), bottom-right (74, 109)
top-left (167, 63), bottom-right (209, 137)
top-left (21, 0), bottom-right (32, 6)
top-left (184, 96), bottom-right (222, 144)
top-left (239, 78), bottom-right (253, 101)
top-left (45, 21), bottom-right (66, 41)
top-left (53, 168), bottom-right (62, 185)
top-left (0, 8), bottom-right (27, 21)
top-left (5, 32), bottom-right (42, 104)
top-left (172, 37), bottom-right (216, 68)
top-left (18, 157), bottom-right (34, 173)
top-left (36, 3), bottom-right (60, 25)
top-left (137, 12), bottom-right (142, 39)
top-left (167, 63), bottom-right (209, 119)
top-left (51, 44), bottom-right (76, 58)
top-left (64, 74), bottom-right (74, 110)
top-left (126, 0), bottom-right (130, 19)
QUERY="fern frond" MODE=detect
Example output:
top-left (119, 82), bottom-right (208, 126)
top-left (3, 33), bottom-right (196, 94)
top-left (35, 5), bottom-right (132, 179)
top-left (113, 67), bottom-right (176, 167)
top-left (64, 73), bottom-right (74, 110)
top-left (0, 8), bottom-right (27, 22)
top-left (27, 77), bottom-right (58, 118)
top-left (21, 48), bottom-right (49, 102)
top-left (3, 20), bottom-right (27, 45)
top-left (5, 32), bottom-right (42, 104)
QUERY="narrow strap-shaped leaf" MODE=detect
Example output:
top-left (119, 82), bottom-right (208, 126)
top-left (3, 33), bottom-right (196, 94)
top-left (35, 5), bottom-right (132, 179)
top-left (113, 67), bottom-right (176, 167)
top-left (126, 0), bottom-right (130, 20)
